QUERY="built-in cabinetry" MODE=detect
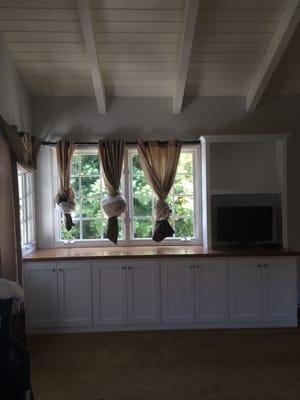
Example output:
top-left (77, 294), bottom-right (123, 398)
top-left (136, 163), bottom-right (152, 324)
top-left (23, 256), bottom-right (297, 333)
top-left (24, 262), bottom-right (92, 329)
top-left (200, 135), bottom-right (288, 248)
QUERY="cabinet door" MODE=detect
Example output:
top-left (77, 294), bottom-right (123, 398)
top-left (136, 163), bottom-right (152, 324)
top-left (24, 263), bottom-right (58, 329)
top-left (127, 259), bottom-right (160, 324)
top-left (58, 262), bottom-right (92, 327)
top-left (194, 259), bottom-right (227, 322)
top-left (92, 261), bottom-right (127, 326)
top-left (161, 259), bottom-right (194, 323)
top-left (262, 258), bottom-right (297, 322)
top-left (229, 259), bottom-right (262, 322)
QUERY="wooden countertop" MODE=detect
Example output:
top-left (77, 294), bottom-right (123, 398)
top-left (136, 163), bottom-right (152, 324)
top-left (23, 246), bottom-right (299, 262)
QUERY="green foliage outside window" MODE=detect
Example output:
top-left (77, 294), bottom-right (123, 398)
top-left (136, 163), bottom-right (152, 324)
top-left (60, 150), bottom-right (195, 241)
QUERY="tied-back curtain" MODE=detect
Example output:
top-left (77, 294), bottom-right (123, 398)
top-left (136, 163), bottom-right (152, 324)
top-left (55, 141), bottom-right (76, 231)
top-left (0, 115), bottom-right (40, 172)
top-left (98, 140), bottom-right (127, 244)
top-left (0, 116), bottom-right (40, 283)
top-left (137, 140), bottom-right (182, 242)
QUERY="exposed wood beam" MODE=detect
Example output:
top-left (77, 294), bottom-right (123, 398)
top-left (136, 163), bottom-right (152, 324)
top-left (77, 0), bottom-right (106, 113)
top-left (173, 0), bottom-right (200, 114)
top-left (246, 0), bottom-right (300, 112)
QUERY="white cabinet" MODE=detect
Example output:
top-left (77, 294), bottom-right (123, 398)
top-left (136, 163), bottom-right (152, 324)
top-left (127, 259), bottom-right (160, 324)
top-left (24, 261), bottom-right (92, 329)
top-left (229, 257), bottom-right (297, 324)
top-left (262, 258), bottom-right (297, 322)
top-left (229, 259), bottom-right (262, 322)
top-left (194, 259), bottom-right (227, 322)
top-left (24, 263), bottom-right (58, 329)
top-left (92, 261), bottom-right (127, 326)
top-left (58, 262), bottom-right (92, 327)
top-left (161, 259), bottom-right (194, 323)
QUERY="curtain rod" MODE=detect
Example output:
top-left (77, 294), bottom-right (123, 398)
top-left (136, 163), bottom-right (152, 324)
top-left (41, 140), bottom-right (200, 146)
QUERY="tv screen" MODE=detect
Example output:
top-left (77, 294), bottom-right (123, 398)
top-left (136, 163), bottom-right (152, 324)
top-left (217, 206), bottom-right (273, 243)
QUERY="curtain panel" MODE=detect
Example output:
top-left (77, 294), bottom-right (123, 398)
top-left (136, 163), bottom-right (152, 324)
top-left (137, 140), bottom-right (182, 242)
top-left (55, 141), bottom-right (77, 231)
top-left (98, 140), bottom-right (126, 244)
top-left (0, 116), bottom-right (40, 283)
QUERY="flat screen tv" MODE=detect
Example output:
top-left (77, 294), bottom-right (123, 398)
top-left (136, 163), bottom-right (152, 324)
top-left (216, 206), bottom-right (273, 243)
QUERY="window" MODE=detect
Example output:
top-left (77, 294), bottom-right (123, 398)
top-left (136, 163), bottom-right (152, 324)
top-left (58, 150), bottom-right (124, 241)
top-left (18, 168), bottom-right (35, 249)
top-left (56, 146), bottom-right (200, 243)
top-left (128, 147), bottom-right (198, 240)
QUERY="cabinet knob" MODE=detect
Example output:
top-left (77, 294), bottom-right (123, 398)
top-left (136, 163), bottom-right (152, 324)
top-left (189, 265), bottom-right (194, 269)
top-left (121, 266), bottom-right (126, 270)
top-left (58, 268), bottom-right (62, 272)
top-left (263, 264), bottom-right (268, 268)
top-left (128, 266), bottom-right (132, 270)
top-left (52, 269), bottom-right (56, 272)
top-left (257, 264), bottom-right (261, 268)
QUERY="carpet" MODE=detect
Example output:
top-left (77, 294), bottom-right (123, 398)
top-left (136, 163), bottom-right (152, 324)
top-left (28, 328), bottom-right (300, 400)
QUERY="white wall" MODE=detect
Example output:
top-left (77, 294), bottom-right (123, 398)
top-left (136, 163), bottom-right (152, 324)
top-left (0, 39), bottom-right (31, 131)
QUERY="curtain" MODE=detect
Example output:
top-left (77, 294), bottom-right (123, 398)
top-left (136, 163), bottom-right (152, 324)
top-left (137, 140), bottom-right (182, 242)
top-left (0, 115), bottom-right (40, 172)
top-left (0, 116), bottom-right (40, 282)
top-left (55, 141), bottom-right (76, 231)
top-left (98, 140), bottom-right (126, 244)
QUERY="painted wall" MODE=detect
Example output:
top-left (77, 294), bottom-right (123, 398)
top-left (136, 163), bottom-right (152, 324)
top-left (0, 40), bottom-right (31, 131)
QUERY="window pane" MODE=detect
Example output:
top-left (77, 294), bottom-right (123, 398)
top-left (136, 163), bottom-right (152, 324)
top-left (82, 219), bottom-right (102, 239)
top-left (82, 197), bottom-right (102, 218)
top-left (81, 154), bottom-right (99, 175)
top-left (61, 220), bottom-right (80, 240)
top-left (174, 196), bottom-right (194, 217)
top-left (133, 197), bottom-right (152, 216)
top-left (132, 175), bottom-right (151, 194)
top-left (71, 155), bottom-right (79, 176)
top-left (81, 177), bottom-right (100, 196)
top-left (70, 177), bottom-right (79, 196)
top-left (174, 218), bottom-right (194, 238)
top-left (174, 175), bottom-right (193, 195)
top-left (133, 218), bottom-right (152, 238)
top-left (132, 154), bottom-right (143, 174)
top-left (177, 153), bottom-right (193, 174)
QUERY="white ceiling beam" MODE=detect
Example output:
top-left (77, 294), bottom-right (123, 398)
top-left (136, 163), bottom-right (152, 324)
top-left (246, 0), bottom-right (300, 112)
top-left (77, 0), bottom-right (106, 113)
top-left (173, 0), bottom-right (200, 114)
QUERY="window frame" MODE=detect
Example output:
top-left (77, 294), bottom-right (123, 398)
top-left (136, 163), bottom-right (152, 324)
top-left (18, 167), bottom-right (36, 255)
top-left (53, 144), bottom-right (202, 246)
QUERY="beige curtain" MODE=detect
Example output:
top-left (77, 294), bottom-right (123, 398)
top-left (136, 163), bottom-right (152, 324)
top-left (0, 115), bottom-right (40, 172)
top-left (55, 141), bottom-right (76, 231)
top-left (137, 140), bottom-right (182, 242)
top-left (0, 116), bottom-right (40, 282)
top-left (98, 140), bottom-right (126, 244)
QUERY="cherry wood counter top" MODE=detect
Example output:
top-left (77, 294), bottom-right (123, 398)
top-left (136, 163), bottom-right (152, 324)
top-left (23, 246), bottom-right (299, 262)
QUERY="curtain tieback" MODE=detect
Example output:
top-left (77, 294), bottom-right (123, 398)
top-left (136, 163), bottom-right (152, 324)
top-left (102, 194), bottom-right (127, 219)
top-left (155, 199), bottom-right (172, 221)
top-left (55, 187), bottom-right (75, 214)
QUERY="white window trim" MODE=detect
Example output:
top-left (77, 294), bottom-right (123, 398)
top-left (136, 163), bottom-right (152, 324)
top-left (18, 168), bottom-right (36, 256)
top-left (52, 144), bottom-right (202, 247)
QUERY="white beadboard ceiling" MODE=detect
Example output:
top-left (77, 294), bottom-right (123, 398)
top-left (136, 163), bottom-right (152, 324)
top-left (0, 0), bottom-right (299, 113)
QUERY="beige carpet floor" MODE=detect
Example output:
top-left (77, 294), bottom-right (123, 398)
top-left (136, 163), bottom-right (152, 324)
top-left (28, 329), bottom-right (300, 400)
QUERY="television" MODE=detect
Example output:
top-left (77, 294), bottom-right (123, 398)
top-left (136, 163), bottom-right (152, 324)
top-left (216, 206), bottom-right (273, 244)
